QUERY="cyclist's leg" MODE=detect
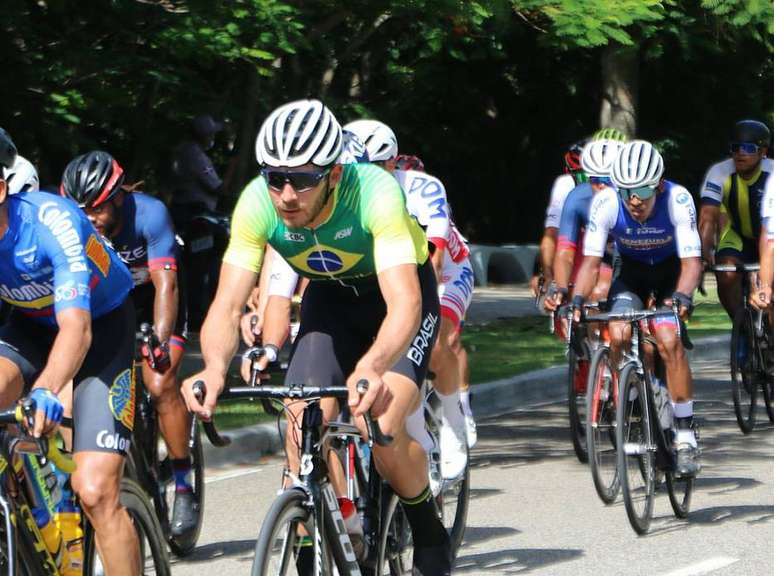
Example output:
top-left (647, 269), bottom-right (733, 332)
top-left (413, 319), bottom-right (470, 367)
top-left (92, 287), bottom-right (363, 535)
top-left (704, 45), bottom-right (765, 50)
top-left (715, 226), bottom-right (746, 319)
top-left (0, 313), bottom-right (50, 407)
top-left (70, 300), bottom-right (140, 576)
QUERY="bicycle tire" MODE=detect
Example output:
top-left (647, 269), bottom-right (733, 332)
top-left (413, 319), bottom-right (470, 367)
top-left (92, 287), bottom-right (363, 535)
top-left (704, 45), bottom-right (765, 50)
top-left (665, 471), bottom-right (694, 519)
top-left (568, 340), bottom-right (589, 463)
top-left (251, 488), bottom-right (321, 576)
top-left (376, 492), bottom-right (413, 576)
top-left (616, 362), bottom-right (655, 535)
top-left (586, 346), bottom-right (619, 504)
top-left (731, 308), bottom-right (757, 434)
top-left (83, 478), bottom-right (171, 576)
top-left (760, 314), bottom-right (774, 423)
top-left (167, 420), bottom-right (205, 556)
top-left (438, 448), bottom-right (469, 559)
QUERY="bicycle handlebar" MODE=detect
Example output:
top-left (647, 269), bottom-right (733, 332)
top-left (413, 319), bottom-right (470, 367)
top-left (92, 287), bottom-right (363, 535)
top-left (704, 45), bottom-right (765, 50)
top-left (0, 402), bottom-right (76, 474)
top-left (711, 263), bottom-right (760, 273)
top-left (191, 382), bottom-right (231, 447)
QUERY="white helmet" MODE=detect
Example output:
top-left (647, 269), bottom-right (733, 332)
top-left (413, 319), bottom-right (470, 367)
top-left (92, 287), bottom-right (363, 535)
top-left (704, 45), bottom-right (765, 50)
top-left (5, 155), bottom-right (39, 194)
top-left (255, 99), bottom-right (342, 168)
top-left (581, 139), bottom-right (624, 178)
top-left (338, 130), bottom-right (370, 165)
top-left (611, 140), bottom-right (664, 189)
top-left (342, 119), bottom-right (398, 162)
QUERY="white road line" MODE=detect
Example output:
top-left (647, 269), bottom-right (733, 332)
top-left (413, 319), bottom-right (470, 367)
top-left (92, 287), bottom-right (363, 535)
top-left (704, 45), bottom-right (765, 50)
top-left (659, 556), bottom-right (738, 576)
top-left (205, 466), bottom-right (264, 484)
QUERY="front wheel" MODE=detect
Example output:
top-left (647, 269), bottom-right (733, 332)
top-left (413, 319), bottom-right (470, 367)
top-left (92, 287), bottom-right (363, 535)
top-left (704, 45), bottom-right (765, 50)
top-left (731, 308), bottom-right (758, 434)
top-left (666, 471), bottom-right (694, 519)
top-left (568, 340), bottom-right (590, 463)
top-left (616, 363), bottom-right (655, 535)
top-left (438, 451), bottom-right (469, 559)
top-left (586, 346), bottom-right (619, 504)
top-left (376, 493), bottom-right (413, 576)
top-left (83, 478), bottom-right (171, 576)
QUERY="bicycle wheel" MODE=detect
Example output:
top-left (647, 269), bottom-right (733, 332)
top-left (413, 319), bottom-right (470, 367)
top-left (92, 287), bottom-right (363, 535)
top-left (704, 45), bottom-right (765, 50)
top-left (251, 488), bottom-right (321, 576)
top-left (165, 420), bottom-right (205, 556)
top-left (616, 363), bottom-right (655, 535)
top-left (586, 346), bottom-right (619, 504)
top-left (665, 471), bottom-right (694, 519)
top-left (83, 478), bottom-right (171, 576)
top-left (376, 492), bottom-right (413, 576)
top-left (731, 308), bottom-right (758, 434)
top-left (568, 340), bottom-right (589, 463)
top-left (759, 315), bottom-right (774, 423)
top-left (438, 449), bottom-right (469, 559)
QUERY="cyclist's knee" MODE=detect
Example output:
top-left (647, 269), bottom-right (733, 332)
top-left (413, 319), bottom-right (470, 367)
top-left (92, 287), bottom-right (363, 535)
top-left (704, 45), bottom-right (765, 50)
top-left (0, 359), bottom-right (24, 408)
top-left (655, 327), bottom-right (683, 361)
top-left (72, 458), bottom-right (122, 523)
top-left (143, 371), bottom-right (180, 403)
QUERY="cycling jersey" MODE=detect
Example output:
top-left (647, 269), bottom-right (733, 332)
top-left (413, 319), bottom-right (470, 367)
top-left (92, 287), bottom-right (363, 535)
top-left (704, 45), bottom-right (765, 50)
top-left (111, 192), bottom-right (178, 287)
top-left (267, 250), bottom-right (299, 299)
top-left (584, 182), bottom-right (701, 265)
top-left (224, 163), bottom-right (428, 280)
top-left (0, 192), bottom-right (133, 326)
top-left (700, 158), bottom-right (774, 239)
top-left (544, 174), bottom-right (577, 229)
top-left (557, 183), bottom-right (594, 251)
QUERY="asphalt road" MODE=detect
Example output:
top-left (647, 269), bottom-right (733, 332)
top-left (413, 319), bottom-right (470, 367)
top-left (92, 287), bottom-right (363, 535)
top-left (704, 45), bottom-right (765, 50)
top-left (168, 354), bottom-right (774, 576)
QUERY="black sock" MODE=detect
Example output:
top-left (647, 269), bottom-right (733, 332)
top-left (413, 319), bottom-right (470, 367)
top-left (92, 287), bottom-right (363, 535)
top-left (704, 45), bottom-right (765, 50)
top-left (398, 486), bottom-right (449, 549)
top-left (675, 416), bottom-right (694, 430)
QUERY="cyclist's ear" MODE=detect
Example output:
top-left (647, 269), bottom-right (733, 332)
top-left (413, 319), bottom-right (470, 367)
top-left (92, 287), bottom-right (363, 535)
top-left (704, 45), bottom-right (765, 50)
top-left (0, 178), bottom-right (7, 204)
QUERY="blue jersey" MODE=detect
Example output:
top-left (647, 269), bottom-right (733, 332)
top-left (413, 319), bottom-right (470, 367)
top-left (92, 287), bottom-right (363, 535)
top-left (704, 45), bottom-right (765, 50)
top-left (0, 192), bottom-right (133, 326)
top-left (584, 181), bottom-right (701, 265)
top-left (557, 183), bottom-right (593, 250)
top-left (111, 193), bottom-right (178, 287)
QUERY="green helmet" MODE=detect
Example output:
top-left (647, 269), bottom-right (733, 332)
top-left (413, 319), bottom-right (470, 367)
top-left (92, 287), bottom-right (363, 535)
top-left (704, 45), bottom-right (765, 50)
top-left (592, 128), bottom-right (627, 142)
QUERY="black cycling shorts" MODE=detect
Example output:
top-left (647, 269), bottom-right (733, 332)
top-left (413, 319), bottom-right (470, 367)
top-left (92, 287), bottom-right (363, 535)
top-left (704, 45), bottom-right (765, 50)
top-left (131, 278), bottom-right (188, 348)
top-left (608, 254), bottom-right (681, 313)
top-left (285, 260), bottom-right (440, 389)
top-left (0, 300), bottom-right (136, 456)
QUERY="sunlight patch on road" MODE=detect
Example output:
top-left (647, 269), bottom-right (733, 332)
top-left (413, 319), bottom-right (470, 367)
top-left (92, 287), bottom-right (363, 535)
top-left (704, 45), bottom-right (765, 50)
top-left (659, 556), bottom-right (738, 576)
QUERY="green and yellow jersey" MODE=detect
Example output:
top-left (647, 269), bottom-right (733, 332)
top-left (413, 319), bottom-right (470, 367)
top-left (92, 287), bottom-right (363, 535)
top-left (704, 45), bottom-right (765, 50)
top-left (224, 163), bottom-right (428, 280)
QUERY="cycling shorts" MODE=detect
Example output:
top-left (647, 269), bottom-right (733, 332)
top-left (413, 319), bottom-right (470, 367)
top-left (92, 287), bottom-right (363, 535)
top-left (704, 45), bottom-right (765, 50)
top-left (716, 226), bottom-right (758, 264)
top-left (608, 255), bottom-right (681, 314)
top-left (285, 261), bottom-right (440, 389)
top-left (131, 278), bottom-right (188, 350)
top-left (0, 300), bottom-right (136, 456)
top-left (439, 254), bottom-right (474, 329)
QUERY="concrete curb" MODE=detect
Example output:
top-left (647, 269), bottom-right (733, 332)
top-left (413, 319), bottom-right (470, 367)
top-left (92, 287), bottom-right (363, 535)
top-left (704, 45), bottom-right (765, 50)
top-left (202, 334), bottom-right (731, 469)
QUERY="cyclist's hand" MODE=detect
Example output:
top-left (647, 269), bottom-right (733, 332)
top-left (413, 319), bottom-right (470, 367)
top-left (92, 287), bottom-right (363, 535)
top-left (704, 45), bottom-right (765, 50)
top-left (142, 340), bottom-right (171, 373)
top-left (543, 285), bottom-right (566, 313)
top-left (28, 388), bottom-right (64, 438)
top-left (701, 248), bottom-right (715, 269)
top-left (667, 291), bottom-right (693, 320)
top-left (240, 313), bottom-right (262, 346)
top-left (751, 284), bottom-right (772, 310)
top-left (347, 368), bottom-right (392, 418)
top-left (182, 371), bottom-right (224, 421)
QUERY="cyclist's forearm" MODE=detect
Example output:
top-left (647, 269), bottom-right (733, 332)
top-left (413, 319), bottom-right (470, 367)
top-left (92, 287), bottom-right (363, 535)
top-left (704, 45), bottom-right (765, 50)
top-left (200, 301), bottom-right (241, 377)
top-left (152, 279), bottom-right (178, 343)
top-left (572, 256), bottom-right (601, 301)
top-left (36, 309), bottom-right (91, 394)
top-left (698, 205), bottom-right (718, 258)
top-left (261, 296), bottom-right (291, 349)
top-left (430, 246), bottom-right (445, 282)
top-left (553, 248), bottom-right (575, 290)
top-left (759, 241), bottom-right (774, 289)
top-left (675, 257), bottom-right (703, 296)
top-left (539, 229), bottom-right (558, 279)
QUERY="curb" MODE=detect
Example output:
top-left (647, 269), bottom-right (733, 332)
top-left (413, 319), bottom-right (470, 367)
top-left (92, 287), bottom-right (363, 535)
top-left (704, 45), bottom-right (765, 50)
top-left (201, 334), bottom-right (731, 469)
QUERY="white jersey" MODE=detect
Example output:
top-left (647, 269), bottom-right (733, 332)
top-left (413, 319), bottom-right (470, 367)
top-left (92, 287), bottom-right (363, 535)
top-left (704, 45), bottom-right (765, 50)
top-left (394, 169), bottom-right (469, 262)
top-left (762, 181), bottom-right (774, 240)
top-left (700, 157), bottom-right (774, 205)
top-left (544, 174), bottom-right (576, 229)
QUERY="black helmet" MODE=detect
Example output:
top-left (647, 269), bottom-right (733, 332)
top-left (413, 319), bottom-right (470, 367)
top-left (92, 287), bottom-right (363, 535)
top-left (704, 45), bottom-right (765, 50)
top-left (60, 150), bottom-right (125, 208)
top-left (733, 120), bottom-right (770, 147)
top-left (0, 128), bottom-right (18, 171)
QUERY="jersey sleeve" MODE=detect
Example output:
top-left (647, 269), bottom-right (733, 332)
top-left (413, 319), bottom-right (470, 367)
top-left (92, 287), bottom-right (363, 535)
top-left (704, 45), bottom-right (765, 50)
top-left (762, 175), bottom-right (774, 241)
top-left (404, 172), bottom-right (451, 248)
top-left (267, 251), bottom-right (299, 298)
top-left (222, 178), bottom-right (272, 273)
top-left (557, 186), bottom-right (583, 251)
top-left (582, 187), bottom-right (618, 257)
top-left (362, 172), bottom-right (423, 272)
top-left (141, 197), bottom-right (178, 271)
top-left (700, 159), bottom-right (732, 206)
top-left (544, 174), bottom-right (574, 229)
top-left (668, 187), bottom-right (702, 258)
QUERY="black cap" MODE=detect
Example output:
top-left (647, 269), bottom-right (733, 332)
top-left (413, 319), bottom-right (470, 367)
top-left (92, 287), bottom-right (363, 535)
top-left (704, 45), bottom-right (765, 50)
top-left (192, 115), bottom-right (224, 137)
top-left (733, 120), bottom-right (770, 147)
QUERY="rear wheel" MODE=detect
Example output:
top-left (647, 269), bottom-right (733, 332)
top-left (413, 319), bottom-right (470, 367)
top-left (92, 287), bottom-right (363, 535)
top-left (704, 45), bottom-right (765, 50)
top-left (165, 421), bottom-right (205, 556)
top-left (616, 363), bottom-right (655, 535)
top-left (731, 308), bottom-right (757, 434)
top-left (568, 340), bottom-right (590, 463)
top-left (586, 346), bottom-right (619, 504)
top-left (83, 478), bottom-right (171, 576)
top-left (438, 450), bottom-right (469, 559)
top-left (666, 471), bottom-right (694, 519)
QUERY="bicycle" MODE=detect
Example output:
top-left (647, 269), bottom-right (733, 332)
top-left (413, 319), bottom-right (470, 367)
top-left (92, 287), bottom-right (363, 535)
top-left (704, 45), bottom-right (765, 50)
top-left (598, 306), bottom-right (696, 535)
top-left (0, 398), bottom-right (170, 575)
top-left (128, 323), bottom-right (205, 556)
top-left (193, 369), bottom-right (418, 576)
top-left (713, 263), bottom-right (774, 434)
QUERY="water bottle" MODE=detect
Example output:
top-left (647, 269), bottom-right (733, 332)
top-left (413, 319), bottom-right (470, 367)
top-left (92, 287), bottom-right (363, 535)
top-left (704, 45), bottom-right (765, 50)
top-left (53, 463), bottom-right (84, 576)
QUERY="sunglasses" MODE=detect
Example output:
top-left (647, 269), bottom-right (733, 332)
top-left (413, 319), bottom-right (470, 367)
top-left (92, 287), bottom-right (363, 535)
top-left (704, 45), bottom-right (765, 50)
top-left (730, 142), bottom-right (761, 155)
top-left (261, 169), bottom-right (329, 192)
top-left (619, 185), bottom-right (657, 201)
top-left (589, 176), bottom-right (612, 186)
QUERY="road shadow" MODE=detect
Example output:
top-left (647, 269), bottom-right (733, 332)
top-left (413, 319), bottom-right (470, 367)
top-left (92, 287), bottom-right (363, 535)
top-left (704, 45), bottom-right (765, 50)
top-left (460, 525), bottom-right (521, 547)
top-left (173, 538), bottom-right (256, 564)
top-left (455, 547), bottom-right (583, 574)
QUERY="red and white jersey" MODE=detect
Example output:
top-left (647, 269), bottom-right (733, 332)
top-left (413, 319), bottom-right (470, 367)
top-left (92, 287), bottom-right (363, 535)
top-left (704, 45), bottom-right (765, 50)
top-left (394, 169), bottom-right (469, 262)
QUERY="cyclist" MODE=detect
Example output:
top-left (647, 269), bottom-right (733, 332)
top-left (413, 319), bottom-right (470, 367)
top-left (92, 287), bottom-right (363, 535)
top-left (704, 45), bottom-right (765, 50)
top-left (699, 119), bottom-right (773, 319)
top-left (752, 179), bottom-right (774, 313)
top-left (344, 119), bottom-right (474, 481)
top-left (543, 138), bottom-right (624, 312)
top-left (6, 154), bottom-right (39, 195)
top-left (59, 150), bottom-right (198, 539)
top-left (572, 140), bottom-right (703, 476)
top-left (0, 130), bottom-right (140, 574)
top-left (181, 99), bottom-right (452, 575)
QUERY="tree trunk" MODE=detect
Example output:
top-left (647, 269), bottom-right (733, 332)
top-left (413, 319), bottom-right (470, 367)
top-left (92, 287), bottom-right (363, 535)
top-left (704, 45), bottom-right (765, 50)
top-left (599, 43), bottom-right (638, 138)
top-left (230, 63), bottom-right (262, 200)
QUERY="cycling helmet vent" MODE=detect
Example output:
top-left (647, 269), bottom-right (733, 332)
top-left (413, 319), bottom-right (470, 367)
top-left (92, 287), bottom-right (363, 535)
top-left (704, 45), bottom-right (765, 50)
top-left (611, 140), bottom-right (664, 189)
top-left (580, 139), bottom-right (624, 178)
top-left (342, 119), bottom-right (399, 162)
top-left (60, 150), bottom-right (125, 208)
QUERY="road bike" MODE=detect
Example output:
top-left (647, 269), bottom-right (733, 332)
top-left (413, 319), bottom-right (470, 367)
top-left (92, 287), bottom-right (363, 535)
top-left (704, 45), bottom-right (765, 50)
top-left (128, 323), bottom-right (205, 556)
top-left (713, 263), bottom-right (774, 433)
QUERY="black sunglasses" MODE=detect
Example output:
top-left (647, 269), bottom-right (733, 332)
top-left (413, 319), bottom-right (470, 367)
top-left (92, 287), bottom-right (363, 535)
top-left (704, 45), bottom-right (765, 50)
top-left (261, 169), bottom-right (329, 192)
top-left (730, 142), bottom-right (761, 155)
